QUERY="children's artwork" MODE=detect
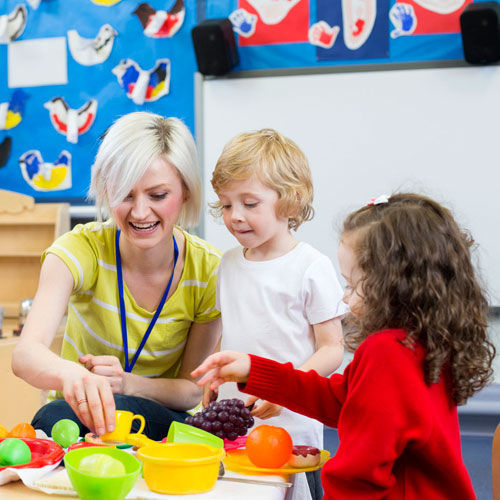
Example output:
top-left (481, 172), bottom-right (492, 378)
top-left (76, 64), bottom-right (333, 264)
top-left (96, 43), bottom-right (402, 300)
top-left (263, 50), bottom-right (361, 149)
top-left (67, 24), bottom-right (117, 65)
top-left (308, 20), bottom-right (340, 48)
top-left (229, 9), bottom-right (258, 38)
top-left (19, 150), bottom-right (72, 191)
top-left (0, 4), bottom-right (27, 44)
top-left (26, 0), bottom-right (42, 8)
top-left (0, 137), bottom-right (12, 168)
top-left (237, 0), bottom-right (310, 46)
top-left (389, 3), bottom-right (417, 38)
top-left (393, 0), bottom-right (471, 34)
top-left (112, 58), bottom-right (170, 105)
top-left (43, 97), bottom-right (98, 144)
top-left (133, 0), bottom-right (185, 38)
top-left (0, 89), bottom-right (29, 130)
top-left (316, 0), bottom-right (389, 60)
top-left (90, 0), bottom-right (123, 5)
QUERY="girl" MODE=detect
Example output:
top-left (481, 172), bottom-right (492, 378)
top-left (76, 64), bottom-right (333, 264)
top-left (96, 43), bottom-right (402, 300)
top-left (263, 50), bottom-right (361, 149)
top-left (193, 192), bottom-right (496, 499)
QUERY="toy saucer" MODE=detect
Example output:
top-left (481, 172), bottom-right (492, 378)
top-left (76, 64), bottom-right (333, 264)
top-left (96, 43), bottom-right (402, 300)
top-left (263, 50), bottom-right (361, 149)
top-left (0, 437), bottom-right (64, 471)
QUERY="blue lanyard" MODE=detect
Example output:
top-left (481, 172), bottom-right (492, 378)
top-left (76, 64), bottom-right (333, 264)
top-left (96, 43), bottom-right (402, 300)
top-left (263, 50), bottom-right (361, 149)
top-left (115, 229), bottom-right (179, 373)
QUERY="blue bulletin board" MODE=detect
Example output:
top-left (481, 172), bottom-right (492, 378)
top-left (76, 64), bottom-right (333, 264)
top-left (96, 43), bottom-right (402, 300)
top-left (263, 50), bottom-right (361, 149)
top-left (0, 0), bottom-right (473, 203)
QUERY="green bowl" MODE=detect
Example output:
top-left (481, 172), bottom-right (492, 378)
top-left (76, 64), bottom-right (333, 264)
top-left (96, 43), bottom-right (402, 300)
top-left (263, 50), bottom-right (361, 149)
top-left (64, 446), bottom-right (141, 500)
top-left (166, 421), bottom-right (223, 449)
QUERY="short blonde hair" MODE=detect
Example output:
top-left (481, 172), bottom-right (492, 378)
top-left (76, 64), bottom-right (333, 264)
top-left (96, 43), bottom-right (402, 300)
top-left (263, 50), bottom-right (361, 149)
top-left (89, 111), bottom-right (201, 228)
top-left (210, 129), bottom-right (314, 230)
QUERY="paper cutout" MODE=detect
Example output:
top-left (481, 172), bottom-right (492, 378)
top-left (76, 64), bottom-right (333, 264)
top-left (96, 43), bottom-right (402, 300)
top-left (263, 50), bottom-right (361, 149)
top-left (309, 21), bottom-right (339, 48)
top-left (133, 0), bottom-right (185, 38)
top-left (229, 8), bottom-right (258, 37)
top-left (246, 0), bottom-right (300, 24)
top-left (0, 137), bottom-right (12, 168)
top-left (67, 24), bottom-right (117, 66)
top-left (0, 4), bottom-right (27, 44)
top-left (44, 97), bottom-right (97, 144)
top-left (0, 89), bottom-right (29, 130)
top-left (112, 58), bottom-right (170, 105)
top-left (342, 0), bottom-right (377, 49)
top-left (90, 0), bottom-right (123, 5)
top-left (389, 3), bottom-right (417, 37)
top-left (19, 150), bottom-right (72, 191)
top-left (8, 37), bottom-right (68, 88)
top-left (412, 0), bottom-right (465, 13)
top-left (26, 0), bottom-right (42, 9)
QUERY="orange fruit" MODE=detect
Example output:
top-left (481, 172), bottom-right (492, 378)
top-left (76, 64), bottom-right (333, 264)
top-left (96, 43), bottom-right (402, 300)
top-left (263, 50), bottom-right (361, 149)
top-left (8, 423), bottom-right (36, 439)
top-left (0, 425), bottom-right (7, 437)
top-left (246, 425), bottom-right (293, 469)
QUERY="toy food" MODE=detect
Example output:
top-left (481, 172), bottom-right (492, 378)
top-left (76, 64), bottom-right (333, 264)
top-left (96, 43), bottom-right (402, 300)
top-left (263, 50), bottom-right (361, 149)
top-left (51, 419), bottom-right (80, 448)
top-left (78, 453), bottom-right (126, 477)
top-left (245, 425), bottom-right (292, 469)
top-left (0, 438), bottom-right (31, 466)
top-left (184, 398), bottom-right (255, 441)
top-left (8, 422), bottom-right (36, 438)
top-left (288, 445), bottom-right (321, 468)
top-left (0, 425), bottom-right (7, 438)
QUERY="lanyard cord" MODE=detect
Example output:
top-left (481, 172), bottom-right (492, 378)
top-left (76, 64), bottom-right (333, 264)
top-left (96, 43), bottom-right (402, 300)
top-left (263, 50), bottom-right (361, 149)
top-left (116, 229), bottom-right (179, 373)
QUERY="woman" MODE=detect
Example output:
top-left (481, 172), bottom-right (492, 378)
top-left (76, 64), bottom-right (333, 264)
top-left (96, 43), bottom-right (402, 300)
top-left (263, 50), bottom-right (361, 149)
top-left (12, 112), bottom-right (221, 440)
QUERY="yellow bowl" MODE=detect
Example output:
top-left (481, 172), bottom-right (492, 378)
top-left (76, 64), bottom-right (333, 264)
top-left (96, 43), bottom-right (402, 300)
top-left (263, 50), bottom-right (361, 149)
top-left (137, 442), bottom-right (225, 495)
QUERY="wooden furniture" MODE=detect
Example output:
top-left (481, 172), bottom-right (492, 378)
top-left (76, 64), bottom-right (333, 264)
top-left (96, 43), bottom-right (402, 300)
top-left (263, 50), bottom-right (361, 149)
top-left (0, 190), bottom-right (70, 320)
top-left (493, 422), bottom-right (500, 500)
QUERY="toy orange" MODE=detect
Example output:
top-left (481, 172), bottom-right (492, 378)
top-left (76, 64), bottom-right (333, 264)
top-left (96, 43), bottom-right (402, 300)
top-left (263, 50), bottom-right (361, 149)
top-left (8, 423), bottom-right (36, 439)
top-left (245, 425), bottom-right (293, 469)
top-left (0, 426), bottom-right (7, 438)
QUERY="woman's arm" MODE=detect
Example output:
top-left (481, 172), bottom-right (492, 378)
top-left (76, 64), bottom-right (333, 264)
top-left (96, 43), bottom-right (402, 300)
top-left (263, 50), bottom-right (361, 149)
top-left (11, 254), bottom-right (116, 435)
top-left (83, 317), bottom-right (222, 411)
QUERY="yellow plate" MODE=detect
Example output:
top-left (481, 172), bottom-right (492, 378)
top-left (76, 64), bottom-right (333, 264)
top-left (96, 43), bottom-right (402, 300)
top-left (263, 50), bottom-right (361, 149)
top-left (223, 448), bottom-right (330, 475)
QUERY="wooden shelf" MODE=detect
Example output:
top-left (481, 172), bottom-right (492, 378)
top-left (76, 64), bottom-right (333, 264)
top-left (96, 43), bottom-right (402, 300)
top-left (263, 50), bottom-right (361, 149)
top-left (0, 191), bottom-right (70, 319)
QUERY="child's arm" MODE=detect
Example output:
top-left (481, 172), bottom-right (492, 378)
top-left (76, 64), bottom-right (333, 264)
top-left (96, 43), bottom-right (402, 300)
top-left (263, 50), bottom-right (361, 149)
top-left (299, 317), bottom-right (344, 375)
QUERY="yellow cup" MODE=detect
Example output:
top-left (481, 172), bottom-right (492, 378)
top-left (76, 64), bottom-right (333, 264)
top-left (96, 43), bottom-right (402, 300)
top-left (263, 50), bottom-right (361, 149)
top-left (101, 411), bottom-right (145, 442)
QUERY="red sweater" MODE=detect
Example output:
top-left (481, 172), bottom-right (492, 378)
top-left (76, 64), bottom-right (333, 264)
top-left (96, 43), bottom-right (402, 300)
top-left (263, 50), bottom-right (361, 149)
top-left (240, 329), bottom-right (476, 500)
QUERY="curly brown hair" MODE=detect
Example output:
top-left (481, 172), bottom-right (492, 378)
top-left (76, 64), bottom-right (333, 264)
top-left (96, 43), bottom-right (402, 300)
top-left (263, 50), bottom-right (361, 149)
top-left (342, 193), bottom-right (495, 405)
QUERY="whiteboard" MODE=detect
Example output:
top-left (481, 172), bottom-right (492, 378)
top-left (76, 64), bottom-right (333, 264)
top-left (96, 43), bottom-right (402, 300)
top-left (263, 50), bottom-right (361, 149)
top-left (199, 65), bottom-right (500, 305)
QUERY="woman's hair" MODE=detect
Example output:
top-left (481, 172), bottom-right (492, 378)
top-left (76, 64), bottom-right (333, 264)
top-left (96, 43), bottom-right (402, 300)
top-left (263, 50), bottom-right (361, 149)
top-left (342, 192), bottom-right (495, 405)
top-left (210, 128), bottom-right (314, 231)
top-left (89, 111), bottom-right (201, 228)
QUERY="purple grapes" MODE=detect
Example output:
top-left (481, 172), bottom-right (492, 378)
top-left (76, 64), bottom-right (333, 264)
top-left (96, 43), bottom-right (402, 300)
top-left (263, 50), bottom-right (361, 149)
top-left (184, 398), bottom-right (255, 441)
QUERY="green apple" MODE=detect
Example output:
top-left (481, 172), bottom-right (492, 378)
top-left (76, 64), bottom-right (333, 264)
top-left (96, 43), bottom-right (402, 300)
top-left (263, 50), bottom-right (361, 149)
top-left (51, 419), bottom-right (80, 448)
top-left (0, 438), bottom-right (31, 466)
top-left (78, 453), bottom-right (126, 477)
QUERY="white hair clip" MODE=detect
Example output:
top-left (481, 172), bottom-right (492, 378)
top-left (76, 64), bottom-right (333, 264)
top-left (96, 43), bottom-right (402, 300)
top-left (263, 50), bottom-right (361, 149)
top-left (367, 194), bottom-right (390, 206)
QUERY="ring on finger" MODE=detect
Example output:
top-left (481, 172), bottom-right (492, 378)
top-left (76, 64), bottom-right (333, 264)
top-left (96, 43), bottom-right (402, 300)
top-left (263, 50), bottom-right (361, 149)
top-left (77, 398), bottom-right (87, 406)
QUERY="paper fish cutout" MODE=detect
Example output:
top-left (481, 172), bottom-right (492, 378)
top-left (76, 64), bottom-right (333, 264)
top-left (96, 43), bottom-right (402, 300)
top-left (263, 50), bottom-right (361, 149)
top-left (68, 24), bottom-right (117, 66)
top-left (112, 58), bottom-right (170, 105)
top-left (0, 4), bottom-right (27, 44)
top-left (0, 89), bottom-right (29, 130)
top-left (20, 150), bottom-right (72, 191)
top-left (90, 0), bottom-right (123, 5)
top-left (133, 0), bottom-right (185, 38)
top-left (44, 97), bottom-right (98, 144)
top-left (0, 137), bottom-right (12, 168)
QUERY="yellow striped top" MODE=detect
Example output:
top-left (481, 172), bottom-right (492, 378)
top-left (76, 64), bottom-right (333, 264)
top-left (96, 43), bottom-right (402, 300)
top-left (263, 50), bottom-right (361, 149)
top-left (44, 220), bottom-right (221, 400)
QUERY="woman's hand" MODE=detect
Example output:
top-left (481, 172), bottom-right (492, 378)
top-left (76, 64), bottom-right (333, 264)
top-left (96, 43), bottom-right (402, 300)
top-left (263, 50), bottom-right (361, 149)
top-left (202, 385), bottom-right (218, 408)
top-left (79, 354), bottom-right (127, 394)
top-left (191, 350), bottom-right (251, 390)
top-left (245, 395), bottom-right (282, 419)
top-left (62, 366), bottom-right (116, 436)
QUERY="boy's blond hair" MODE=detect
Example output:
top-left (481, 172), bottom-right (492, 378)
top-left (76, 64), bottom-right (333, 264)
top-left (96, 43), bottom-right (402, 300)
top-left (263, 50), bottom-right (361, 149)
top-left (210, 128), bottom-right (314, 230)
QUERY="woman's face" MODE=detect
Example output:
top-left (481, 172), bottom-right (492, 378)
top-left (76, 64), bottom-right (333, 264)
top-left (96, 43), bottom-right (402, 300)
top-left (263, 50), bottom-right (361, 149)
top-left (337, 235), bottom-right (364, 317)
top-left (111, 157), bottom-right (187, 251)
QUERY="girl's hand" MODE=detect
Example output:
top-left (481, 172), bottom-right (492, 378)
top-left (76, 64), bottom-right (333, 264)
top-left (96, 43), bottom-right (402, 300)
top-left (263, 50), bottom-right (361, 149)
top-left (79, 354), bottom-right (127, 394)
top-left (191, 351), bottom-right (251, 390)
top-left (245, 396), bottom-right (282, 419)
top-left (62, 367), bottom-right (116, 436)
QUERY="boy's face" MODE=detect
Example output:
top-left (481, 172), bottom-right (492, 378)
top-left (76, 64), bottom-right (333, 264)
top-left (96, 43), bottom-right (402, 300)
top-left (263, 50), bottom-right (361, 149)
top-left (217, 175), bottom-right (290, 255)
top-left (338, 235), bottom-right (363, 317)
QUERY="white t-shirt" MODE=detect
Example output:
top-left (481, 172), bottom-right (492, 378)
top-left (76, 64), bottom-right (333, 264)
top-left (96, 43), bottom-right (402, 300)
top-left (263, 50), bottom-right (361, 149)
top-left (217, 242), bottom-right (347, 447)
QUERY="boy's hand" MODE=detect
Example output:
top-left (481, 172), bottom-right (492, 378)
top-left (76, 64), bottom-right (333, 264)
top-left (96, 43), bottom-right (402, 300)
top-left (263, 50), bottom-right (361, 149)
top-left (246, 395), bottom-right (282, 419)
top-left (191, 351), bottom-right (250, 390)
